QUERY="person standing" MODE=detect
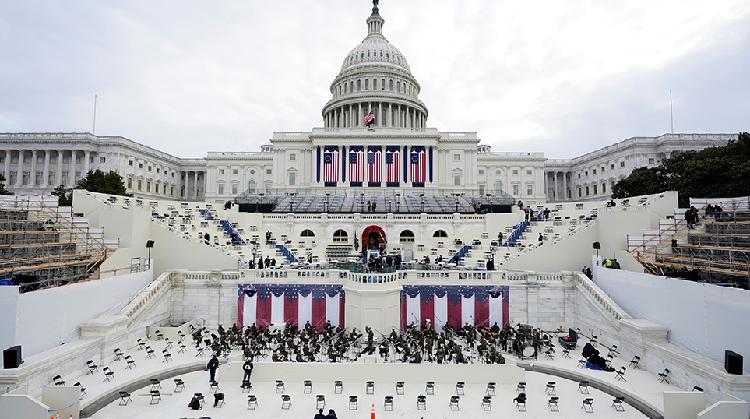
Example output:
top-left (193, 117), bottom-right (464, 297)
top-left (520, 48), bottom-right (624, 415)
top-left (207, 354), bottom-right (219, 382)
top-left (242, 359), bottom-right (253, 383)
top-left (314, 409), bottom-right (327, 419)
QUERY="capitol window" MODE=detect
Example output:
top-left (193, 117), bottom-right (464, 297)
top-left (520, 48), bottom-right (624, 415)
top-left (389, 79), bottom-right (393, 90)
top-left (593, 169), bottom-right (597, 175)
top-left (332, 229), bottom-right (348, 243)
top-left (233, 169), bottom-right (239, 175)
top-left (357, 79), bottom-right (361, 91)
top-left (266, 169), bottom-right (272, 175)
top-left (512, 169), bottom-right (518, 175)
top-left (454, 175), bottom-right (461, 186)
top-left (138, 163), bottom-right (143, 169)
top-left (382, 78), bottom-right (385, 90)
top-left (218, 184), bottom-right (225, 195)
top-left (526, 170), bottom-right (532, 175)
top-left (620, 161), bottom-right (625, 168)
top-left (611, 163), bottom-right (615, 170)
top-left (512, 184), bottom-right (519, 195)
top-left (453, 154), bottom-right (460, 162)
top-left (290, 153), bottom-right (296, 161)
top-left (219, 169), bottom-right (224, 175)
top-left (365, 79), bottom-right (369, 90)
top-left (100, 157), bottom-right (106, 163)
top-left (232, 184), bottom-right (238, 195)
top-left (527, 184), bottom-right (533, 196)
top-left (478, 169), bottom-right (484, 175)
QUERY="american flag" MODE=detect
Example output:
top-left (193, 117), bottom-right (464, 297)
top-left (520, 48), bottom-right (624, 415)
top-left (368, 146), bottom-right (382, 186)
top-left (386, 146), bottom-right (400, 186)
top-left (410, 147), bottom-right (426, 185)
top-left (364, 111), bottom-right (375, 127)
top-left (323, 147), bottom-right (339, 185)
top-left (349, 147), bottom-right (365, 186)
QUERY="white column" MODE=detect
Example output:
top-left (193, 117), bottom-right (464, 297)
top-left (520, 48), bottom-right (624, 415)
top-left (15, 150), bottom-right (23, 187)
top-left (83, 150), bottom-right (91, 175)
top-left (3, 150), bottom-right (9, 184)
top-left (378, 102), bottom-right (383, 127)
top-left (358, 103), bottom-right (362, 127)
top-left (29, 150), bottom-right (37, 187)
top-left (68, 150), bottom-right (77, 187)
top-left (42, 150), bottom-right (50, 188)
top-left (56, 151), bottom-right (63, 187)
top-left (388, 103), bottom-right (392, 127)
top-left (193, 171), bottom-right (199, 199)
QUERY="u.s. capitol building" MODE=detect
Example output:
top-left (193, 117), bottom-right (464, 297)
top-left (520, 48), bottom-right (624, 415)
top-left (0, 3), bottom-right (735, 204)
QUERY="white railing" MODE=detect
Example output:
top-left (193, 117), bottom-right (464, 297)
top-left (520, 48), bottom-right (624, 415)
top-left (572, 272), bottom-right (631, 321)
top-left (121, 271), bottom-right (173, 319)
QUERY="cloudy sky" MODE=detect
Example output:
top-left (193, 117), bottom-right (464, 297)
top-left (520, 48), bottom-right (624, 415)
top-left (1, 0), bottom-right (748, 158)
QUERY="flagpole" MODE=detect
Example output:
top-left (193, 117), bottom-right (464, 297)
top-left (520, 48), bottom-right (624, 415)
top-left (669, 89), bottom-right (674, 134)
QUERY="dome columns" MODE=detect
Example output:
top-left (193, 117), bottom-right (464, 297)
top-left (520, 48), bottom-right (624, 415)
top-left (323, 101), bottom-right (427, 130)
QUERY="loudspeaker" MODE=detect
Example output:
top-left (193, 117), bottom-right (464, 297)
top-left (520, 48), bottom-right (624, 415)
top-left (725, 350), bottom-right (743, 375)
top-left (3, 346), bottom-right (22, 369)
top-left (592, 242), bottom-right (600, 250)
top-left (671, 239), bottom-right (678, 248)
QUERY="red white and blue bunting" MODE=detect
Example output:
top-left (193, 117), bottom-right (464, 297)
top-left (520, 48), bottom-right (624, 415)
top-left (237, 284), bottom-right (344, 330)
top-left (400, 285), bottom-right (509, 331)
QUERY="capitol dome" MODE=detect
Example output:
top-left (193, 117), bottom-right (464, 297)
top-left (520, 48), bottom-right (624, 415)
top-left (322, 2), bottom-right (428, 130)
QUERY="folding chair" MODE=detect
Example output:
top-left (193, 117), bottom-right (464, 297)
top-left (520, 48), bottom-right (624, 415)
top-left (194, 393), bottom-right (205, 409)
top-left (162, 350), bottom-right (172, 363)
top-left (417, 395), bottom-right (426, 410)
top-left (516, 382), bottom-right (526, 393)
top-left (113, 348), bottom-right (123, 361)
top-left (615, 367), bottom-right (627, 381)
top-left (150, 378), bottom-right (161, 391)
top-left (366, 381), bottom-right (375, 395)
top-left (118, 391), bottom-right (132, 405)
top-left (281, 394), bottom-right (292, 409)
top-left (545, 381), bottom-right (556, 395)
top-left (304, 380), bottom-right (313, 394)
top-left (316, 394), bottom-right (326, 409)
top-left (481, 396), bottom-right (491, 411)
top-left (384, 395), bottom-right (393, 411)
top-left (582, 398), bottom-right (594, 413)
top-left (629, 356), bottom-right (641, 369)
top-left (275, 380), bottom-right (285, 393)
top-left (334, 380), bottom-right (343, 394)
top-left (210, 381), bottom-right (220, 393)
top-left (174, 378), bottom-right (185, 392)
top-left (137, 339), bottom-right (145, 350)
top-left (73, 382), bottom-right (87, 397)
top-left (548, 396), bottom-right (559, 411)
top-left (53, 375), bottom-right (65, 386)
top-left (149, 390), bottom-right (161, 404)
top-left (146, 347), bottom-right (155, 359)
top-left (247, 394), bottom-right (258, 410)
top-left (178, 343), bottom-right (187, 354)
top-left (125, 356), bottom-right (136, 370)
top-left (514, 394), bottom-right (526, 411)
top-left (658, 369), bottom-right (671, 384)
top-left (578, 381), bottom-right (590, 394)
top-left (349, 395), bottom-right (358, 410)
top-left (426, 381), bottom-right (435, 395)
top-left (103, 367), bottom-right (115, 382)
top-left (449, 395), bottom-right (460, 411)
top-left (578, 358), bottom-right (587, 368)
top-left (396, 381), bottom-right (404, 395)
top-left (214, 392), bottom-right (225, 408)
top-left (196, 346), bottom-right (205, 357)
top-left (241, 381), bottom-right (252, 392)
top-left (86, 360), bottom-right (98, 374)
top-left (455, 381), bottom-right (465, 395)
top-left (612, 397), bottom-right (625, 412)
top-left (486, 382), bottom-right (496, 396)
top-left (544, 349), bottom-right (554, 360)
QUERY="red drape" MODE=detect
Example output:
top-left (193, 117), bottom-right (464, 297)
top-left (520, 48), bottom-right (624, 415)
top-left (420, 294), bottom-right (434, 329)
top-left (312, 296), bottom-right (326, 331)
top-left (502, 289), bottom-right (510, 327)
top-left (339, 294), bottom-right (345, 327)
top-left (400, 293), bottom-right (407, 331)
top-left (474, 295), bottom-right (489, 328)
top-left (237, 295), bottom-right (244, 329)
top-left (284, 293), bottom-right (298, 327)
top-left (447, 297), bottom-right (462, 331)
top-left (256, 295), bottom-right (272, 328)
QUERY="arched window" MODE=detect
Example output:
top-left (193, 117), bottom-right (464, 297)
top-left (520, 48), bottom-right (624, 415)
top-left (333, 229), bottom-right (348, 243)
top-left (389, 79), bottom-right (394, 91)
top-left (433, 230), bottom-right (448, 238)
top-left (301, 229), bottom-right (315, 237)
top-left (400, 230), bottom-right (415, 243)
top-left (350, 81), bottom-right (354, 92)
top-left (357, 79), bottom-right (361, 91)
top-left (396, 81), bottom-right (400, 92)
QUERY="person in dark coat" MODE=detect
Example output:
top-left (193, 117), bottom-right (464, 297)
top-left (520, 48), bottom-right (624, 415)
top-left (325, 409), bottom-right (338, 419)
top-left (207, 355), bottom-right (219, 382)
top-left (314, 409), bottom-right (327, 419)
top-left (242, 359), bottom-right (253, 383)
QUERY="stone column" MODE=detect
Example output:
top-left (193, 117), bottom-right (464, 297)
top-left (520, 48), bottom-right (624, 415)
top-left (69, 150), bottom-right (77, 187)
top-left (378, 102), bottom-right (383, 127)
top-left (84, 150), bottom-right (91, 175)
top-left (30, 150), bottom-right (37, 187)
top-left (3, 150), bottom-right (10, 184)
top-left (388, 103), bottom-right (392, 127)
top-left (15, 150), bottom-right (23, 187)
top-left (42, 150), bottom-right (50, 188)
top-left (56, 151), bottom-right (63, 187)
top-left (193, 171), bottom-right (199, 200)
top-left (358, 103), bottom-right (362, 127)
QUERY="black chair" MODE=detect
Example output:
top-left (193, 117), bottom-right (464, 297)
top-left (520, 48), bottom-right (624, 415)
top-left (210, 381), bottom-right (220, 393)
top-left (137, 339), bottom-right (145, 350)
top-left (578, 358), bottom-right (587, 368)
top-left (658, 369), bottom-right (671, 384)
top-left (384, 395), bottom-right (393, 411)
top-left (516, 382), bottom-right (526, 393)
top-left (513, 393), bottom-right (526, 411)
top-left (481, 396), bottom-right (491, 411)
top-left (486, 382), bottom-right (496, 396)
top-left (304, 380), bottom-right (313, 394)
top-left (214, 392), bottom-right (225, 408)
top-left (417, 395), bottom-right (426, 410)
top-left (113, 348), bottom-right (123, 361)
top-left (629, 356), bottom-right (640, 369)
top-left (73, 382), bottom-right (86, 397)
top-left (425, 381), bottom-right (435, 395)
top-left (334, 380), bottom-right (343, 394)
top-left (178, 343), bottom-right (187, 354)
top-left (53, 375), bottom-right (65, 386)
top-left (395, 381), bottom-right (405, 395)
top-left (275, 380), bottom-right (285, 393)
top-left (149, 390), bottom-right (161, 404)
top-left (366, 381), bottom-right (375, 395)
top-left (316, 394), bottom-right (326, 409)
top-left (164, 338), bottom-right (173, 350)
top-left (582, 398), bottom-right (594, 413)
top-left (579, 381), bottom-right (590, 394)
top-left (194, 393), bottom-right (205, 409)
top-left (545, 381), bottom-right (556, 395)
top-left (247, 394), bottom-right (258, 410)
top-left (103, 367), bottom-right (115, 382)
top-left (118, 391), bottom-right (132, 406)
top-left (146, 347), bottom-right (155, 359)
top-left (241, 381), bottom-right (252, 393)
top-left (162, 349), bottom-right (172, 363)
top-left (455, 381), bottom-right (465, 395)
top-left (196, 346), bottom-right (205, 357)
top-left (612, 396), bottom-right (625, 412)
top-left (693, 386), bottom-right (704, 392)
top-left (125, 355), bottom-right (136, 370)
top-left (86, 360), bottom-right (98, 374)
top-left (281, 394), bottom-right (292, 409)
top-left (548, 396), bottom-right (559, 411)
top-left (174, 378), bottom-right (185, 392)
top-left (615, 367), bottom-right (627, 381)
top-left (562, 349), bottom-right (571, 358)
top-left (544, 349), bottom-right (554, 359)
top-left (349, 395), bottom-right (358, 410)
top-left (449, 395), bottom-right (460, 411)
